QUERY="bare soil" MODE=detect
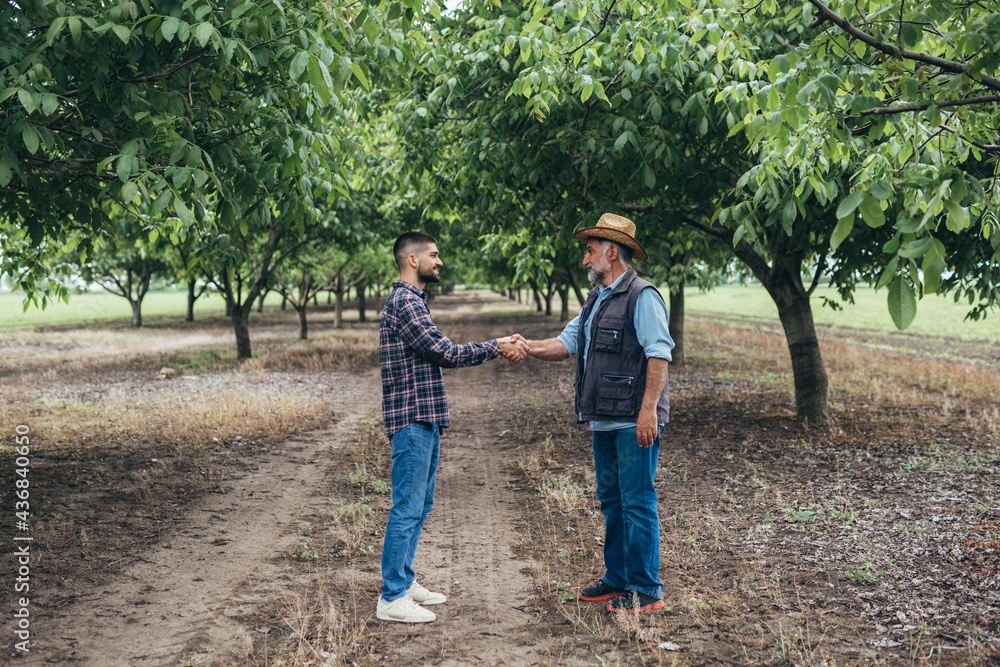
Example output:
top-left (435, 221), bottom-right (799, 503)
top-left (1, 291), bottom-right (998, 665)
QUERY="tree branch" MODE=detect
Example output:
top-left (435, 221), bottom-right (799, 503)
top-left (853, 94), bottom-right (1000, 117)
top-left (808, 0), bottom-right (1000, 92)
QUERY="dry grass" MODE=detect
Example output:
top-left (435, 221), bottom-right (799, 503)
top-left (241, 330), bottom-right (379, 374)
top-left (686, 321), bottom-right (1000, 430)
top-left (0, 323), bottom-right (380, 453)
top-left (257, 589), bottom-right (380, 667)
top-left (0, 374), bottom-right (331, 452)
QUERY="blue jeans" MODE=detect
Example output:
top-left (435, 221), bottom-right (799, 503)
top-left (381, 422), bottom-right (440, 602)
top-left (592, 426), bottom-right (663, 598)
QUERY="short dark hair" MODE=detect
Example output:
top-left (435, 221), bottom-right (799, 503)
top-left (393, 232), bottom-right (437, 268)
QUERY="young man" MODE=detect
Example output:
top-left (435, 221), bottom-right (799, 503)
top-left (377, 231), bottom-right (528, 623)
top-left (516, 214), bottom-right (674, 614)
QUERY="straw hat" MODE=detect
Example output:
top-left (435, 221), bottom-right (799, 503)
top-left (573, 213), bottom-right (648, 261)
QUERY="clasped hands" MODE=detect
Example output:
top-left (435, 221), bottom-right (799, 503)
top-left (497, 333), bottom-right (531, 362)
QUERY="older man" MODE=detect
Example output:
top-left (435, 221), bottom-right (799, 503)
top-left (518, 214), bottom-right (674, 614)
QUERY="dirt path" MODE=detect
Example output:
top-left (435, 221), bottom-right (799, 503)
top-left (15, 376), bottom-right (381, 666)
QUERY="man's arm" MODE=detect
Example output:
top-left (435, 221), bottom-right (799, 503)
top-left (636, 358), bottom-right (668, 448)
top-left (518, 336), bottom-right (571, 361)
top-left (397, 297), bottom-right (499, 368)
top-left (513, 311), bottom-right (578, 362)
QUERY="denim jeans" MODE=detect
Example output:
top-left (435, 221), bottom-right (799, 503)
top-left (592, 425), bottom-right (663, 598)
top-left (381, 421), bottom-right (440, 602)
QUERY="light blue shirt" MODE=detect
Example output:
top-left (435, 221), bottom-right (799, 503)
top-left (557, 272), bottom-right (675, 431)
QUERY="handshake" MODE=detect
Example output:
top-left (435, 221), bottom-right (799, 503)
top-left (497, 334), bottom-right (531, 363)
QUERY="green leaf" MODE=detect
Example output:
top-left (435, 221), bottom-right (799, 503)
top-left (830, 213), bottom-right (854, 250)
top-left (634, 42), bottom-right (645, 64)
top-left (239, 219), bottom-right (249, 236)
top-left (21, 125), bottom-right (40, 154)
top-left (922, 252), bottom-right (946, 294)
top-left (835, 191), bottom-right (864, 219)
top-left (901, 23), bottom-right (922, 47)
top-left (69, 17), bottom-right (82, 44)
top-left (351, 62), bottom-right (371, 90)
top-left (898, 237), bottom-right (933, 259)
top-left (782, 198), bottom-right (797, 228)
top-left (149, 228), bottom-right (159, 243)
top-left (614, 131), bottom-right (630, 152)
top-left (173, 197), bottom-right (193, 225)
top-left (944, 199), bottom-right (967, 232)
top-left (150, 189), bottom-right (172, 217)
top-left (46, 16), bottom-right (67, 45)
top-left (887, 277), bottom-right (917, 330)
top-left (194, 22), bottom-right (214, 47)
top-left (112, 24), bottom-right (131, 44)
top-left (858, 194), bottom-right (885, 228)
top-left (17, 89), bottom-right (37, 115)
top-left (876, 256), bottom-right (898, 289)
top-left (581, 83), bottom-right (593, 102)
top-left (161, 17), bottom-right (179, 42)
top-left (117, 156), bottom-right (133, 182)
top-left (121, 180), bottom-right (138, 202)
top-left (364, 18), bottom-right (378, 44)
top-left (290, 51), bottom-right (309, 80)
top-left (643, 164), bottom-right (655, 189)
top-left (40, 93), bottom-right (58, 116)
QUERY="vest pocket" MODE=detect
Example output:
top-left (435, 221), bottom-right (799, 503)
top-left (594, 317), bottom-right (625, 353)
top-left (596, 373), bottom-right (636, 416)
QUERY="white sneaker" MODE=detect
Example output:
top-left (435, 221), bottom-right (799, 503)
top-left (407, 581), bottom-right (447, 605)
top-left (377, 595), bottom-right (436, 623)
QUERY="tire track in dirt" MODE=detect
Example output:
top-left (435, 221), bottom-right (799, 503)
top-left (15, 373), bottom-right (381, 666)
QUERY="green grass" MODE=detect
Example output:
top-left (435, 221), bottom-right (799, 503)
top-left (0, 289), bottom-right (283, 330)
top-left (686, 284), bottom-right (1000, 344)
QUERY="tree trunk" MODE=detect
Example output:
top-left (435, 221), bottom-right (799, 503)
top-left (773, 287), bottom-right (829, 424)
top-left (232, 304), bottom-right (252, 360)
top-left (335, 285), bottom-right (344, 328)
top-left (186, 279), bottom-right (196, 322)
top-left (528, 278), bottom-right (543, 312)
top-left (257, 290), bottom-right (266, 313)
top-left (295, 305), bottom-right (308, 340)
top-left (327, 291), bottom-right (332, 305)
top-left (668, 281), bottom-right (685, 366)
top-left (566, 269), bottom-right (586, 306)
top-left (130, 300), bottom-right (142, 328)
top-left (357, 283), bottom-right (367, 322)
top-left (281, 294), bottom-right (287, 310)
top-left (544, 281), bottom-right (555, 317)
top-left (557, 282), bottom-right (570, 321)
top-left (225, 300), bottom-right (233, 317)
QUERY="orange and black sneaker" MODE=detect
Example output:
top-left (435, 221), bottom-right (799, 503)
top-left (607, 590), bottom-right (665, 614)
top-left (579, 581), bottom-right (625, 602)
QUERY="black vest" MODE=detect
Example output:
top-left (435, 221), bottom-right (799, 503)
top-left (574, 269), bottom-right (670, 424)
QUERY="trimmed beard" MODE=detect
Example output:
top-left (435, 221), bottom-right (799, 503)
top-left (587, 249), bottom-right (611, 284)
top-left (418, 262), bottom-right (440, 284)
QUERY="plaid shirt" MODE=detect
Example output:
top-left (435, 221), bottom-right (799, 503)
top-left (380, 281), bottom-right (500, 436)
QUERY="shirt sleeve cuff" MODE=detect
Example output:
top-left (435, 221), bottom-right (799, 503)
top-left (485, 339), bottom-right (501, 358)
top-left (557, 332), bottom-right (576, 357)
top-left (644, 346), bottom-right (673, 363)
